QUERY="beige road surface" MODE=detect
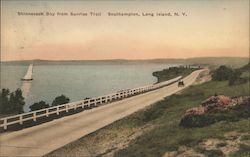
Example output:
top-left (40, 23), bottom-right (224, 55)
top-left (0, 69), bottom-right (206, 157)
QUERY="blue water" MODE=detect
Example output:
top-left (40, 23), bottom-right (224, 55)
top-left (0, 63), bottom-right (177, 112)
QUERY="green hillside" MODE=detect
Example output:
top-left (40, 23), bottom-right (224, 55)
top-left (114, 64), bottom-right (249, 157)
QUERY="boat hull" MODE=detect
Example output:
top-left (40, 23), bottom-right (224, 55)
top-left (21, 78), bottom-right (33, 81)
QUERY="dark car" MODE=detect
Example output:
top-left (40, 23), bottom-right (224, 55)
top-left (178, 81), bottom-right (185, 87)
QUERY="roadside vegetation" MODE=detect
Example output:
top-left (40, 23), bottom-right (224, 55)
top-left (29, 101), bottom-right (50, 111)
top-left (51, 95), bottom-right (70, 106)
top-left (0, 88), bottom-right (70, 115)
top-left (152, 65), bottom-right (200, 83)
top-left (179, 99), bottom-right (249, 128)
top-left (212, 63), bottom-right (249, 86)
top-left (29, 95), bottom-right (70, 111)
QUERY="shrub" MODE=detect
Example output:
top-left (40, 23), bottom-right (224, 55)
top-left (52, 95), bottom-right (70, 106)
top-left (180, 98), bottom-right (250, 127)
top-left (30, 101), bottom-right (49, 111)
top-left (212, 65), bottom-right (233, 81)
top-left (229, 70), bottom-right (243, 86)
top-left (216, 142), bottom-right (227, 148)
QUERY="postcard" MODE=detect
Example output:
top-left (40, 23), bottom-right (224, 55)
top-left (0, 0), bottom-right (249, 157)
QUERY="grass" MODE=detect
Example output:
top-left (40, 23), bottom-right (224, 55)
top-left (229, 144), bottom-right (250, 157)
top-left (194, 146), bottom-right (207, 154)
top-left (113, 72), bottom-right (249, 157)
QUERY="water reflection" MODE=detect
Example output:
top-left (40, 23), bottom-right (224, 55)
top-left (21, 81), bottom-right (31, 99)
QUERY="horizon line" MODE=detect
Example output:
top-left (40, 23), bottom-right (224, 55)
top-left (1, 56), bottom-right (249, 62)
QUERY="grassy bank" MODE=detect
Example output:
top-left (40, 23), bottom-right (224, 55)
top-left (114, 81), bottom-right (249, 157)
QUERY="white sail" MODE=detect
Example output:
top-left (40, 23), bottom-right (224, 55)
top-left (22, 64), bottom-right (33, 81)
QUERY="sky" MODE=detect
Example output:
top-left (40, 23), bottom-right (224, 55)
top-left (1, 0), bottom-right (249, 61)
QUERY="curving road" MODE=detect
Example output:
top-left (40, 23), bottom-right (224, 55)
top-left (0, 69), bottom-right (206, 157)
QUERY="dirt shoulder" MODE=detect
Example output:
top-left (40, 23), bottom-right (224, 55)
top-left (46, 121), bottom-right (154, 157)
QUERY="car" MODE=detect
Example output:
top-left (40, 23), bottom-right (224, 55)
top-left (178, 81), bottom-right (185, 87)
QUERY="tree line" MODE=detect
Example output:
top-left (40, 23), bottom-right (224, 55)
top-left (0, 88), bottom-right (70, 115)
top-left (0, 88), bottom-right (25, 114)
top-left (211, 62), bottom-right (249, 86)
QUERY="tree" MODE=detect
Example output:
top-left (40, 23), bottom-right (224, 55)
top-left (0, 88), bottom-right (25, 114)
top-left (229, 70), bottom-right (242, 86)
top-left (30, 101), bottom-right (49, 111)
top-left (0, 88), bottom-right (10, 114)
top-left (51, 95), bottom-right (70, 106)
top-left (8, 89), bottom-right (25, 114)
top-left (212, 66), bottom-right (233, 81)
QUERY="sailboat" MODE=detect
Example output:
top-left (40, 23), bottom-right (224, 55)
top-left (21, 64), bottom-right (33, 81)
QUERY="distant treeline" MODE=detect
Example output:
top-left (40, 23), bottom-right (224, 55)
top-left (153, 65), bottom-right (200, 83)
top-left (1, 57), bottom-right (248, 68)
top-left (0, 89), bottom-right (70, 115)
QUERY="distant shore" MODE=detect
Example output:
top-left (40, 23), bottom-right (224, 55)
top-left (1, 57), bottom-right (248, 68)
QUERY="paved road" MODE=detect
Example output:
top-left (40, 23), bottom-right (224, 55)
top-left (0, 69), bottom-right (206, 157)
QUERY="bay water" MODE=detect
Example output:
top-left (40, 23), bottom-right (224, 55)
top-left (1, 63), bottom-right (177, 112)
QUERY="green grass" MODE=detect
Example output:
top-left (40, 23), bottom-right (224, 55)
top-left (114, 71), bottom-right (250, 157)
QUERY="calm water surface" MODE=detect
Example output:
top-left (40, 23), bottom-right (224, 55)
top-left (1, 63), bottom-right (177, 112)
